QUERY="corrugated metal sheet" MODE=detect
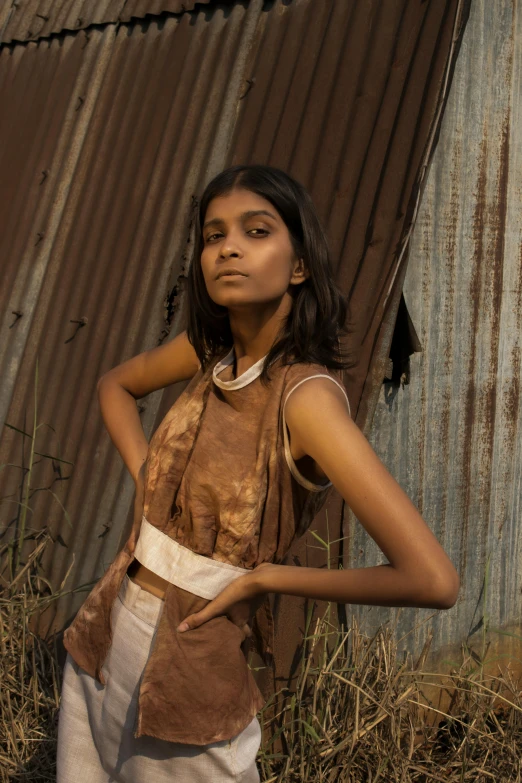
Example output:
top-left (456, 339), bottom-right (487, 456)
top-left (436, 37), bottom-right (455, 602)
top-left (0, 0), bottom-right (211, 45)
top-left (118, 0), bottom-right (213, 22)
top-left (0, 0), bottom-right (471, 692)
top-left (351, 0), bottom-right (522, 663)
top-left (0, 3), bottom-right (263, 630)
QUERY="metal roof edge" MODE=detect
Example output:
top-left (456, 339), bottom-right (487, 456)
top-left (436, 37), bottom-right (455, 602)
top-left (0, 0), bottom-right (240, 48)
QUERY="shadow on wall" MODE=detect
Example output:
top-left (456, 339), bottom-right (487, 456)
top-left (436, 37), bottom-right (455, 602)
top-left (383, 292), bottom-right (423, 409)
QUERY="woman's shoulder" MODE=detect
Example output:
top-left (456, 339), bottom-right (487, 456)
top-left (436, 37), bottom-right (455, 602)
top-left (282, 359), bottom-right (343, 387)
top-left (281, 361), bottom-right (350, 417)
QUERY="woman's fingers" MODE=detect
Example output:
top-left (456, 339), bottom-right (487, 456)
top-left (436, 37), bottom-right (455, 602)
top-left (177, 612), bottom-right (249, 634)
top-left (176, 571), bottom-right (266, 633)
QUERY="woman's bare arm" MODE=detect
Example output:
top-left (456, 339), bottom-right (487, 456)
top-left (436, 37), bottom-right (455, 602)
top-left (255, 377), bottom-right (459, 609)
top-left (97, 330), bottom-right (200, 485)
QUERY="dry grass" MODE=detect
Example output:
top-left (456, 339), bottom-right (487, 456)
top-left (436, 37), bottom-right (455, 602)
top-left (257, 604), bottom-right (522, 782)
top-left (0, 359), bottom-right (76, 781)
top-left (0, 535), bottom-right (521, 781)
top-left (0, 530), bottom-right (67, 782)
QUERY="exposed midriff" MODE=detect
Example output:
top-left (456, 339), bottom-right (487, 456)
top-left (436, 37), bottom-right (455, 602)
top-left (127, 559), bottom-right (168, 600)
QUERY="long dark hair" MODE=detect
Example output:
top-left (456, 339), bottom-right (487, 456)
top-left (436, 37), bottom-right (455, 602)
top-left (184, 164), bottom-right (358, 386)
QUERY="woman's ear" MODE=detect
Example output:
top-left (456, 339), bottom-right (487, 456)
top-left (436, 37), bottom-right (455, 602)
top-left (292, 258), bottom-right (309, 283)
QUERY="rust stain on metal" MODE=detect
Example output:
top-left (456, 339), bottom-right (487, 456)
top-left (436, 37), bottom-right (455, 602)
top-left (482, 106), bottom-right (511, 532)
top-left (436, 140), bottom-right (461, 541)
top-left (459, 128), bottom-right (488, 578)
top-left (515, 227), bottom-right (522, 332)
top-left (499, 345), bottom-right (520, 540)
top-left (503, 345), bottom-right (521, 430)
top-left (477, 104), bottom-right (510, 553)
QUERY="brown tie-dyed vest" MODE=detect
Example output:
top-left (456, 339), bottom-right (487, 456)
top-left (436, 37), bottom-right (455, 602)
top-left (63, 349), bottom-right (346, 744)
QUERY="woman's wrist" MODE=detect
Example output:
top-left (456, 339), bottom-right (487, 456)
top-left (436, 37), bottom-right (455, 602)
top-left (252, 562), bottom-right (280, 595)
top-left (133, 460), bottom-right (147, 487)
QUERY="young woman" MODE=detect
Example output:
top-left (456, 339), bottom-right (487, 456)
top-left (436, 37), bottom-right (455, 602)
top-left (57, 164), bottom-right (459, 782)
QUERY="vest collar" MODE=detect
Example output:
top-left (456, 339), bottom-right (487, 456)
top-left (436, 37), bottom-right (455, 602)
top-left (212, 346), bottom-right (269, 390)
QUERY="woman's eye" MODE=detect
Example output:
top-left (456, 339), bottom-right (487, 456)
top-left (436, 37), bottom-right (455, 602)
top-left (205, 228), bottom-right (268, 242)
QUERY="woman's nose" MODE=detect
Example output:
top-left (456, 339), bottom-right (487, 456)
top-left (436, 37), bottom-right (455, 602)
top-left (220, 244), bottom-right (242, 259)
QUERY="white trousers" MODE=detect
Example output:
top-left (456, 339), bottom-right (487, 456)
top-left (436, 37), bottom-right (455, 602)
top-left (57, 575), bottom-right (261, 782)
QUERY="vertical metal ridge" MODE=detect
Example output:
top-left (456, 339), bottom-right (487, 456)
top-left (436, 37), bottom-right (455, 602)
top-left (0, 25), bottom-right (117, 431)
top-left (202, 0), bottom-right (263, 185)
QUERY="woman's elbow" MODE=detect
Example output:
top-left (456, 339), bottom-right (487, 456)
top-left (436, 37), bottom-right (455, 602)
top-left (96, 372), bottom-right (110, 392)
top-left (426, 568), bottom-right (460, 610)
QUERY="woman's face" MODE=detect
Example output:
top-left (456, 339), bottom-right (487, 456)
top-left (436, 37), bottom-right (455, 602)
top-left (200, 188), bottom-right (308, 314)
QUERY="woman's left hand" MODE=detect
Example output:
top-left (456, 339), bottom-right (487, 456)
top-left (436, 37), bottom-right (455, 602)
top-left (176, 563), bottom-right (273, 637)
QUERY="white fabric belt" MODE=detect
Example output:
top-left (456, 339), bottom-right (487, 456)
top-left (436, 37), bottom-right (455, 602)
top-left (133, 516), bottom-right (250, 600)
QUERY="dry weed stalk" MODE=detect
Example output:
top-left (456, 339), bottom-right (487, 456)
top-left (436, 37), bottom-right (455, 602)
top-left (257, 607), bottom-right (522, 782)
top-left (3, 564), bottom-right (521, 782)
top-left (1, 359), bottom-right (76, 781)
top-left (0, 530), bottom-right (70, 782)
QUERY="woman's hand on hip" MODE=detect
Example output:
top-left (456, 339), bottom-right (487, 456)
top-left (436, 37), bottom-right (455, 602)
top-left (176, 563), bottom-right (273, 636)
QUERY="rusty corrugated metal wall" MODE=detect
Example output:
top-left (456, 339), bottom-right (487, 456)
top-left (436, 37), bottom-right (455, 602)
top-left (0, 0), bottom-right (471, 708)
top-left (0, 2), bottom-right (267, 626)
top-left (0, 0), bottom-right (212, 44)
top-left (352, 0), bottom-right (522, 666)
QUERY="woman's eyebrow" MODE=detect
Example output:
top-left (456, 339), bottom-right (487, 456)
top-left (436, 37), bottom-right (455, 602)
top-left (203, 210), bottom-right (277, 230)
